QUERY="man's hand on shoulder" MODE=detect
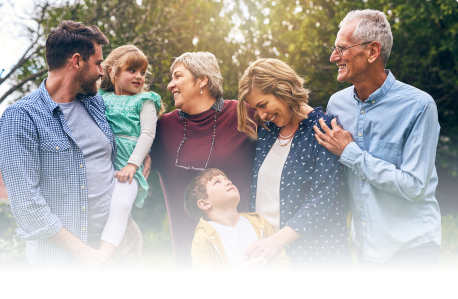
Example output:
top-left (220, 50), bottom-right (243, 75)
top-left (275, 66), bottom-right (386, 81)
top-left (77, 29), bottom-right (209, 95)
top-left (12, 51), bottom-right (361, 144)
top-left (314, 118), bottom-right (354, 156)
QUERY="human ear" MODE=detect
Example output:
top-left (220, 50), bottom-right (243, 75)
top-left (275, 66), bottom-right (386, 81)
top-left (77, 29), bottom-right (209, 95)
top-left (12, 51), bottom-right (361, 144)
top-left (108, 67), bottom-right (113, 77)
top-left (368, 41), bottom-right (382, 64)
top-left (199, 76), bottom-right (209, 89)
top-left (197, 199), bottom-right (211, 211)
top-left (71, 53), bottom-right (82, 71)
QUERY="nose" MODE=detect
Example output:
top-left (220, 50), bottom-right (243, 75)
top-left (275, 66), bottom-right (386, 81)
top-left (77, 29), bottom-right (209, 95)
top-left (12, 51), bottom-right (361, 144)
top-left (330, 50), bottom-right (340, 63)
top-left (98, 65), bottom-right (104, 77)
top-left (167, 79), bottom-right (175, 91)
top-left (258, 110), bottom-right (267, 121)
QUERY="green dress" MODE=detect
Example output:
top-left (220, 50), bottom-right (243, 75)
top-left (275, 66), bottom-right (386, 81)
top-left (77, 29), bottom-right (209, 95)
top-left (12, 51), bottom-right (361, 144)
top-left (99, 89), bottom-right (161, 208)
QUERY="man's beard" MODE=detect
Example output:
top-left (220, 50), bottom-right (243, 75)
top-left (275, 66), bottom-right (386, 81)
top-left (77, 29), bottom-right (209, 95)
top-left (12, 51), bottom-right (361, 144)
top-left (77, 64), bottom-right (100, 96)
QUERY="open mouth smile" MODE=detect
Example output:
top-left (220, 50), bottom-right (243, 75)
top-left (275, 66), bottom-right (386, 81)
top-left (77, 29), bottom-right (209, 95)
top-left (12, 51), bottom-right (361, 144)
top-left (338, 64), bottom-right (346, 70)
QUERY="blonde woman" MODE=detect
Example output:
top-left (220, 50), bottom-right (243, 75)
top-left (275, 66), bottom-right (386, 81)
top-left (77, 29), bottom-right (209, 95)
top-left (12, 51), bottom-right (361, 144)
top-left (237, 58), bottom-right (351, 269)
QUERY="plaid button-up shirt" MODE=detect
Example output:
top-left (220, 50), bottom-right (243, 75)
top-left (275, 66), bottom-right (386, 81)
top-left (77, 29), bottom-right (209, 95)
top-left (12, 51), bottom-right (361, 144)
top-left (0, 80), bottom-right (116, 269)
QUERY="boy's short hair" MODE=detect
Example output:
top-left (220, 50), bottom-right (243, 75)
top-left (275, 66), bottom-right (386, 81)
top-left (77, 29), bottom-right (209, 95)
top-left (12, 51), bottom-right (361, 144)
top-left (184, 168), bottom-right (226, 222)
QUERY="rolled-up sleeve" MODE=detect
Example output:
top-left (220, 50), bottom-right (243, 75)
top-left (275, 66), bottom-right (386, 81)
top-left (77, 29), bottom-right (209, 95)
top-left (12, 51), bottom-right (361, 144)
top-left (0, 107), bottom-right (62, 240)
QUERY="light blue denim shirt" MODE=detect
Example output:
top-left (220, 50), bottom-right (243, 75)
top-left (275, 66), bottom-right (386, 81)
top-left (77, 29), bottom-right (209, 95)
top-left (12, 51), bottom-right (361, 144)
top-left (326, 70), bottom-right (441, 262)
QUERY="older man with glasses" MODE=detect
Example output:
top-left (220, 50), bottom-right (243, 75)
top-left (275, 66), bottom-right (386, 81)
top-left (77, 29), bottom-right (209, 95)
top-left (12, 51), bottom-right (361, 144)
top-left (314, 9), bottom-right (441, 269)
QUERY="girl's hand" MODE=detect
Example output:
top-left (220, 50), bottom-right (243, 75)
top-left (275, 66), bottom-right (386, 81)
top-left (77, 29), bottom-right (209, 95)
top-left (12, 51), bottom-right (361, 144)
top-left (115, 164), bottom-right (138, 184)
top-left (142, 154), bottom-right (151, 179)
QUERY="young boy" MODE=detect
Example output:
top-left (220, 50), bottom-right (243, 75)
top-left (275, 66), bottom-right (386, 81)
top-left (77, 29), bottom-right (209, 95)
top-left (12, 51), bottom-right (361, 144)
top-left (184, 168), bottom-right (291, 271)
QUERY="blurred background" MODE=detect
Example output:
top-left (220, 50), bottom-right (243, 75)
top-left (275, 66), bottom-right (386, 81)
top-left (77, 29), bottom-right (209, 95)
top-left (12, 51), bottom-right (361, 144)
top-left (0, 0), bottom-right (457, 269)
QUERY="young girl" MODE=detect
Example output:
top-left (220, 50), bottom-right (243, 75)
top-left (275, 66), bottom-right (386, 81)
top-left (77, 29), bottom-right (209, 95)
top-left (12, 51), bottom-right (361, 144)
top-left (98, 45), bottom-right (165, 257)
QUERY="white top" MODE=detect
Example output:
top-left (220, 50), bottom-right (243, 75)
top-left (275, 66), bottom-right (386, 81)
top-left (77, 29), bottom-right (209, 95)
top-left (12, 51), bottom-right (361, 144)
top-left (127, 100), bottom-right (157, 167)
top-left (255, 138), bottom-right (292, 232)
top-left (208, 215), bottom-right (258, 270)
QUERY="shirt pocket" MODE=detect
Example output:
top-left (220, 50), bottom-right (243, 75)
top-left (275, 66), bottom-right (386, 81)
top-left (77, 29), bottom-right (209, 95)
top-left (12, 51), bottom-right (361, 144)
top-left (368, 139), bottom-right (398, 165)
top-left (39, 139), bottom-right (73, 177)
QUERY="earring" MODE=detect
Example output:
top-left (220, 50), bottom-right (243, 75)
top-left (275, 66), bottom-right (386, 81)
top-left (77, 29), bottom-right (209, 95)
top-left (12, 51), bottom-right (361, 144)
top-left (200, 87), bottom-right (203, 94)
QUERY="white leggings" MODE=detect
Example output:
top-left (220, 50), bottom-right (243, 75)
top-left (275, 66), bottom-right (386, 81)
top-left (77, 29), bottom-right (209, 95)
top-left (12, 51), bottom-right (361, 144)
top-left (101, 171), bottom-right (138, 247)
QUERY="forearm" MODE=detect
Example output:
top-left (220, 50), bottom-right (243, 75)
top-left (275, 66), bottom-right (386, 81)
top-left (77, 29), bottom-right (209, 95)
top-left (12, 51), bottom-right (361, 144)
top-left (127, 133), bottom-right (154, 167)
top-left (128, 100), bottom-right (157, 167)
top-left (271, 226), bottom-right (300, 249)
top-left (341, 141), bottom-right (435, 202)
top-left (47, 227), bottom-right (91, 259)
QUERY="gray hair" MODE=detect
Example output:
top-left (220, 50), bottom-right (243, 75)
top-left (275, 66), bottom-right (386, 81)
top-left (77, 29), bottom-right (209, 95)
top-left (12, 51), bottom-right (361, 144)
top-left (340, 9), bottom-right (393, 66)
top-left (170, 52), bottom-right (223, 99)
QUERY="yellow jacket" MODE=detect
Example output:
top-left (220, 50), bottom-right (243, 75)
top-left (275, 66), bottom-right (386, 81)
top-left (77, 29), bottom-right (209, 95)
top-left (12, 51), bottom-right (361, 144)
top-left (191, 212), bottom-right (291, 270)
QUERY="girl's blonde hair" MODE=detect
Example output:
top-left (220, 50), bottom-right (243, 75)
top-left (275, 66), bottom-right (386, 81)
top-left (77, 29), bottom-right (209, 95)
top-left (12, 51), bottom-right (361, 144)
top-left (100, 45), bottom-right (166, 117)
top-left (237, 58), bottom-right (310, 140)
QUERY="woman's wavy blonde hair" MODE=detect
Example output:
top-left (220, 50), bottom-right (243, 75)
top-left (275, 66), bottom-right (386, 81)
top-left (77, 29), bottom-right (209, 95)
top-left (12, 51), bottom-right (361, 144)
top-left (100, 45), bottom-right (166, 117)
top-left (237, 58), bottom-right (310, 140)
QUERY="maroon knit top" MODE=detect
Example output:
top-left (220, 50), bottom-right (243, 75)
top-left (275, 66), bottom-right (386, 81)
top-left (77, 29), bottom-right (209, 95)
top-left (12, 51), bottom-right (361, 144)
top-left (150, 99), bottom-right (256, 268)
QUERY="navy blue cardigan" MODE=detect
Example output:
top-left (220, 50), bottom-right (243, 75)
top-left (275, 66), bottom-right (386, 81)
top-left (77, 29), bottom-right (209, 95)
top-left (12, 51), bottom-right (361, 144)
top-left (250, 107), bottom-right (350, 267)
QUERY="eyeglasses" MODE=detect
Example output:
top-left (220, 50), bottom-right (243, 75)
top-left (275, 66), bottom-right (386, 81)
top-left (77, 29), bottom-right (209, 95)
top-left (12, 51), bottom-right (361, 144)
top-left (330, 41), bottom-right (373, 56)
top-left (175, 111), bottom-right (217, 171)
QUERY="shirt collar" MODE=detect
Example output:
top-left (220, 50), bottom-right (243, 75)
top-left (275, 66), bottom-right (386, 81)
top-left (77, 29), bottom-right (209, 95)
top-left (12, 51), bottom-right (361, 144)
top-left (39, 78), bottom-right (97, 113)
top-left (179, 97), bottom-right (224, 119)
top-left (352, 69), bottom-right (396, 103)
top-left (39, 79), bottom-right (60, 113)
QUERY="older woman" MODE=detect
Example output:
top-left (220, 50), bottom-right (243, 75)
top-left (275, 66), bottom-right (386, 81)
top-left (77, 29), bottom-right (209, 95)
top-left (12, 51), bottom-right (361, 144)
top-left (237, 58), bottom-right (351, 268)
top-left (149, 52), bottom-right (255, 268)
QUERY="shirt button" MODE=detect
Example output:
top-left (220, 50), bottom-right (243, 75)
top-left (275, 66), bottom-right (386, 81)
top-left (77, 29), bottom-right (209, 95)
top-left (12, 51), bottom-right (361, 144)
top-left (81, 186), bottom-right (85, 189)
top-left (81, 227), bottom-right (86, 231)
top-left (359, 177), bottom-right (362, 180)
top-left (360, 198), bottom-right (362, 202)
top-left (55, 146), bottom-right (59, 150)
top-left (361, 110), bottom-right (365, 114)
top-left (358, 133), bottom-right (362, 137)
top-left (82, 206), bottom-right (85, 210)
top-left (80, 164), bottom-right (84, 168)
top-left (372, 101), bottom-right (375, 104)
top-left (363, 222), bottom-right (366, 226)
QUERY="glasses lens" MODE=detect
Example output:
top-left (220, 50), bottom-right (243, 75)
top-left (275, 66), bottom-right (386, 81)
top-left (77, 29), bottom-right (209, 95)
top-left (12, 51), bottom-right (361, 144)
top-left (331, 47), bottom-right (341, 56)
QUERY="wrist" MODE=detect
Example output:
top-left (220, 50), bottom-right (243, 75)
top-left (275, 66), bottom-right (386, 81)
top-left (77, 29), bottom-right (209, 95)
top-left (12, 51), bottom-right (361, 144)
top-left (127, 163), bottom-right (139, 170)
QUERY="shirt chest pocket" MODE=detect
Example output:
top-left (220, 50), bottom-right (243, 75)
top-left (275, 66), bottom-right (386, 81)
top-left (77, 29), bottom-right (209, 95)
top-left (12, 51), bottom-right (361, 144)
top-left (39, 139), bottom-right (73, 177)
top-left (369, 139), bottom-right (398, 165)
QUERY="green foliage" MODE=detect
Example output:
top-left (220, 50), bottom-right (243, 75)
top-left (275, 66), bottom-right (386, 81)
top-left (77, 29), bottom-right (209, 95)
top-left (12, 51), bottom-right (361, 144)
top-left (2, 0), bottom-right (458, 267)
top-left (0, 203), bottom-right (27, 267)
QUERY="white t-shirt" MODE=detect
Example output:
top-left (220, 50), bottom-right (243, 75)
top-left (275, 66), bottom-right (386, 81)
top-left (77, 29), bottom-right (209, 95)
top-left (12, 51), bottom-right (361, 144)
top-left (255, 139), bottom-right (292, 232)
top-left (208, 215), bottom-right (258, 270)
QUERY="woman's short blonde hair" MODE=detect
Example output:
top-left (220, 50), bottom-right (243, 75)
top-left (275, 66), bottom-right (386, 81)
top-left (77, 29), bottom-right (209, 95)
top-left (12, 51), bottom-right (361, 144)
top-left (170, 52), bottom-right (223, 99)
top-left (100, 45), bottom-right (166, 117)
top-left (237, 58), bottom-right (310, 140)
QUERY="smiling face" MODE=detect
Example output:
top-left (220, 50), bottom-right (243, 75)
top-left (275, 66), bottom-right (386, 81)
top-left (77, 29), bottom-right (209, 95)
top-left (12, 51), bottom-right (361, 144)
top-left (112, 66), bottom-right (146, 96)
top-left (205, 175), bottom-right (240, 210)
top-left (167, 63), bottom-right (200, 110)
top-left (77, 42), bottom-right (104, 96)
top-left (245, 89), bottom-right (295, 128)
top-left (330, 20), bottom-right (370, 84)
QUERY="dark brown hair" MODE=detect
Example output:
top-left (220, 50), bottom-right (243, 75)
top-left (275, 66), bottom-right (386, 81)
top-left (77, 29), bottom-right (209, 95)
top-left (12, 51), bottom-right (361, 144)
top-left (45, 20), bottom-right (109, 71)
top-left (184, 168), bottom-right (226, 222)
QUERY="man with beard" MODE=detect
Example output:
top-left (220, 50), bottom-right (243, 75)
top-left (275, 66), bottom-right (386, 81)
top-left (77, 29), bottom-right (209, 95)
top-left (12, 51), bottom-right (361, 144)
top-left (0, 21), bottom-right (142, 269)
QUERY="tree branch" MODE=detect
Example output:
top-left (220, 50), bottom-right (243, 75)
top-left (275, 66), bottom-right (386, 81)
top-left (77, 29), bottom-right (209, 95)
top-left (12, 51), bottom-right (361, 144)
top-left (0, 67), bottom-right (48, 103)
